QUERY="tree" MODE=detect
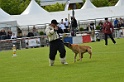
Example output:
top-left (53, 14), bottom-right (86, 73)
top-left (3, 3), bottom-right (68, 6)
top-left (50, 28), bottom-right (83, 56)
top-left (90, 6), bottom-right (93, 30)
top-left (76, 3), bottom-right (82, 9)
top-left (0, 0), bottom-right (119, 14)
top-left (0, 0), bottom-right (30, 15)
top-left (43, 3), bottom-right (65, 12)
top-left (108, 0), bottom-right (118, 6)
top-left (0, 0), bottom-right (41, 15)
top-left (92, 0), bottom-right (109, 7)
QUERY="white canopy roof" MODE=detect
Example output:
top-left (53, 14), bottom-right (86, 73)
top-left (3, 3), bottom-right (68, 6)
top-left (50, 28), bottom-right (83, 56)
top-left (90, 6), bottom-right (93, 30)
top-left (12, 14), bottom-right (52, 26)
top-left (12, 0), bottom-right (53, 26)
top-left (0, 8), bottom-right (12, 22)
top-left (11, 0), bottom-right (124, 27)
top-left (81, 0), bottom-right (96, 9)
top-left (0, 8), bottom-right (17, 27)
top-left (50, 5), bottom-right (124, 22)
top-left (115, 0), bottom-right (124, 6)
top-left (21, 0), bottom-right (48, 15)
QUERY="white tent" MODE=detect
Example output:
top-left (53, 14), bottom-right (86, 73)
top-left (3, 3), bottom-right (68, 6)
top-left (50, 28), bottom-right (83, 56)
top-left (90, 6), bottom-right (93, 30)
top-left (12, 0), bottom-right (53, 26)
top-left (21, 0), bottom-right (48, 15)
top-left (81, 0), bottom-right (96, 9)
top-left (11, 0), bottom-right (124, 27)
top-left (50, 10), bottom-right (72, 22)
top-left (115, 0), bottom-right (124, 6)
top-left (0, 8), bottom-right (17, 28)
top-left (12, 14), bottom-right (52, 26)
top-left (50, 5), bottom-right (124, 23)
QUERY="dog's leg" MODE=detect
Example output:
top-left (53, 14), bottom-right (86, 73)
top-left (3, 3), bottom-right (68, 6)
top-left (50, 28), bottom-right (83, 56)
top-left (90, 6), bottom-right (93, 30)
top-left (79, 52), bottom-right (82, 61)
top-left (89, 53), bottom-right (92, 59)
top-left (74, 53), bottom-right (77, 62)
top-left (77, 53), bottom-right (83, 61)
top-left (87, 48), bottom-right (92, 59)
top-left (81, 53), bottom-right (83, 58)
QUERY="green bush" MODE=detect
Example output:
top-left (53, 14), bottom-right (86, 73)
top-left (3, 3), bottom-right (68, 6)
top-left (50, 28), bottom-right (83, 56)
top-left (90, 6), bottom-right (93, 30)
top-left (96, 25), bottom-right (100, 30)
top-left (79, 27), bottom-right (84, 31)
top-left (39, 31), bottom-right (44, 35)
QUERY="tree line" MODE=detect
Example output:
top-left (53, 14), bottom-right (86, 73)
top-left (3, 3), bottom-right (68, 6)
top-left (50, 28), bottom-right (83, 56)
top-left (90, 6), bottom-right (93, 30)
top-left (0, 0), bottom-right (118, 15)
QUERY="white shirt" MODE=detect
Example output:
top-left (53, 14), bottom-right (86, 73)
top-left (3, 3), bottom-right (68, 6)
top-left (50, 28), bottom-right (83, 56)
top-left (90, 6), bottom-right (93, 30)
top-left (45, 25), bottom-right (60, 42)
top-left (11, 33), bottom-right (17, 39)
top-left (59, 24), bottom-right (66, 29)
top-left (64, 20), bottom-right (69, 27)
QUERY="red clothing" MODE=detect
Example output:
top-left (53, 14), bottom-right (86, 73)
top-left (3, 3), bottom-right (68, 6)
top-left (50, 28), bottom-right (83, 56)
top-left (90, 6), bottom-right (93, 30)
top-left (103, 21), bottom-right (114, 34)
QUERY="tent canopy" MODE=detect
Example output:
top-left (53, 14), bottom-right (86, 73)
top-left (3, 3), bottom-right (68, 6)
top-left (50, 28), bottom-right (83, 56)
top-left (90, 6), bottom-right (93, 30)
top-left (11, 0), bottom-right (124, 27)
top-left (81, 0), bottom-right (96, 9)
top-left (12, 0), bottom-right (53, 26)
top-left (115, 0), bottom-right (124, 6)
top-left (21, 0), bottom-right (48, 15)
top-left (0, 8), bottom-right (18, 27)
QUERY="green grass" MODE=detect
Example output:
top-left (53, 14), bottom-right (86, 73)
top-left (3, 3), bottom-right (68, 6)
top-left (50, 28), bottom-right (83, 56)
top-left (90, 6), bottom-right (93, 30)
top-left (0, 38), bottom-right (124, 82)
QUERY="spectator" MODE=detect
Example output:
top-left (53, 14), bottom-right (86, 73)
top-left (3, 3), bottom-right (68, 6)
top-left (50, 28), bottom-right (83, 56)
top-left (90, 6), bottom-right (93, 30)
top-left (6, 30), bottom-right (12, 39)
top-left (90, 21), bottom-right (96, 42)
top-left (59, 19), bottom-right (69, 33)
top-left (17, 27), bottom-right (22, 37)
top-left (98, 20), bottom-right (103, 31)
top-left (0, 29), bottom-right (6, 40)
top-left (64, 18), bottom-right (70, 32)
top-left (32, 26), bottom-right (39, 36)
top-left (71, 16), bottom-right (77, 36)
top-left (11, 33), bottom-right (17, 39)
top-left (114, 18), bottom-right (119, 28)
top-left (119, 17), bottom-right (124, 27)
top-left (27, 31), bottom-right (34, 37)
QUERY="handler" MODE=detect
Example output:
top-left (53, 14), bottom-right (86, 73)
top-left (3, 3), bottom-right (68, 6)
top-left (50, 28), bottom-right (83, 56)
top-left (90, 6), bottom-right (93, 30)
top-left (45, 19), bottom-right (68, 66)
top-left (102, 18), bottom-right (116, 45)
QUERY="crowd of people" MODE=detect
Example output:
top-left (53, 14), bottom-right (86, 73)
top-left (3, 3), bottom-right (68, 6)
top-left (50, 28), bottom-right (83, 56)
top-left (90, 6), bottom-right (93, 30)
top-left (0, 26), bottom-right (40, 40)
top-left (114, 17), bottom-right (124, 28)
top-left (54, 17), bottom-right (78, 36)
top-left (0, 29), bottom-right (15, 40)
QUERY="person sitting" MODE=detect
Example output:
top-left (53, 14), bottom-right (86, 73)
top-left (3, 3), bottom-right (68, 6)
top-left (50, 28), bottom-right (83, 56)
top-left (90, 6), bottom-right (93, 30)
top-left (27, 31), bottom-right (34, 37)
top-left (0, 29), bottom-right (6, 40)
top-left (6, 30), bottom-right (12, 39)
top-left (59, 20), bottom-right (69, 33)
top-left (32, 26), bottom-right (39, 36)
top-left (11, 33), bottom-right (17, 39)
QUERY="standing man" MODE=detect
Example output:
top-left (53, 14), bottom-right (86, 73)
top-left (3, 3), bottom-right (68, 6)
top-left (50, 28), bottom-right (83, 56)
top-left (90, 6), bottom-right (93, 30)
top-left (64, 18), bottom-right (70, 33)
top-left (45, 19), bottom-right (68, 66)
top-left (90, 21), bottom-right (96, 42)
top-left (102, 18), bottom-right (116, 46)
top-left (71, 16), bottom-right (77, 36)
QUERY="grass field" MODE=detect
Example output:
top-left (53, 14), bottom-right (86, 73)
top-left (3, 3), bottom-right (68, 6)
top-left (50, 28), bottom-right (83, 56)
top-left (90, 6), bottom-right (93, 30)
top-left (0, 38), bottom-right (124, 82)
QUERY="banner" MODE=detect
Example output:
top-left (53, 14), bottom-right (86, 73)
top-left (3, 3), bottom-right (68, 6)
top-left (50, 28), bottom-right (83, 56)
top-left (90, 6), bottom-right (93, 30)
top-left (25, 38), bottom-right (41, 47)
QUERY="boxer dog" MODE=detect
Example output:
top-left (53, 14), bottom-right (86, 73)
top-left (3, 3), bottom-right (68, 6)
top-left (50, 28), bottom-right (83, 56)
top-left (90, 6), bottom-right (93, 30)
top-left (64, 42), bottom-right (92, 62)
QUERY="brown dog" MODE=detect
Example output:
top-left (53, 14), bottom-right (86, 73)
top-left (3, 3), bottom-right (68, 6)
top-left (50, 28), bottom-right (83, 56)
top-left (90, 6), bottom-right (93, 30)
top-left (64, 42), bottom-right (92, 62)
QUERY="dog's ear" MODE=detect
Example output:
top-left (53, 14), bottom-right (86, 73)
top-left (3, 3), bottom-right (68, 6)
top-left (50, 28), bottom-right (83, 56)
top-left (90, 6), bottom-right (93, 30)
top-left (64, 42), bottom-right (71, 47)
top-left (66, 42), bottom-right (72, 47)
top-left (68, 42), bottom-right (71, 46)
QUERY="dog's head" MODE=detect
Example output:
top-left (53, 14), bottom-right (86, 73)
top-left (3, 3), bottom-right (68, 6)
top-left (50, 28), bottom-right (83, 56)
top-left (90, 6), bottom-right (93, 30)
top-left (64, 42), bottom-right (72, 48)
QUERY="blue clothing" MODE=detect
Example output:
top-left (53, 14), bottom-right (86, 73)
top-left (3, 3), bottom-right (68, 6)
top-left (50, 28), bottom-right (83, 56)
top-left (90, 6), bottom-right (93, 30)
top-left (114, 19), bottom-right (119, 26)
